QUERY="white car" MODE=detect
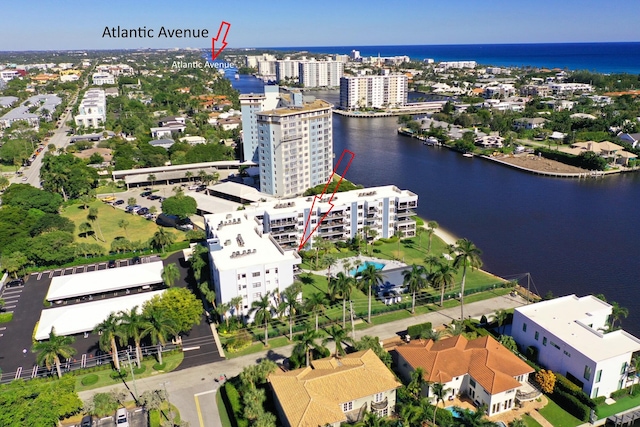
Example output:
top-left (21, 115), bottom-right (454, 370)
top-left (114, 407), bottom-right (129, 427)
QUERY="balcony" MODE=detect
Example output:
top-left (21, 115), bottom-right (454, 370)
top-left (396, 209), bottom-right (416, 217)
top-left (398, 201), bottom-right (417, 209)
top-left (270, 219), bottom-right (298, 227)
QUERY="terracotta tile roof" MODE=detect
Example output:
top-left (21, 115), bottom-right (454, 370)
top-left (268, 349), bottom-right (401, 427)
top-left (396, 335), bottom-right (533, 394)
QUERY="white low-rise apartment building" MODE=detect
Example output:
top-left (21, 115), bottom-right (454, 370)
top-left (92, 72), bottom-right (115, 85)
top-left (248, 185), bottom-right (418, 249)
top-left (75, 89), bottom-right (106, 128)
top-left (340, 74), bottom-right (407, 110)
top-left (204, 211), bottom-right (301, 319)
top-left (512, 295), bottom-right (640, 398)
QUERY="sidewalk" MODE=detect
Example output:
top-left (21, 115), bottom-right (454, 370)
top-left (78, 293), bottom-right (528, 426)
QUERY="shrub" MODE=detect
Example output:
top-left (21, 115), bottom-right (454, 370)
top-left (555, 373), bottom-right (595, 409)
top-left (225, 330), bottom-right (252, 352)
top-left (81, 374), bottom-right (99, 386)
top-left (109, 369), bottom-right (128, 380)
top-left (552, 389), bottom-right (590, 422)
top-left (407, 322), bottom-right (432, 339)
top-left (224, 382), bottom-right (249, 427)
top-left (133, 365), bottom-right (146, 375)
top-left (372, 240), bottom-right (383, 246)
top-left (535, 369), bottom-right (556, 394)
top-left (152, 363), bottom-right (166, 371)
top-left (593, 396), bottom-right (606, 405)
top-left (0, 313), bottom-right (13, 323)
top-left (43, 299), bottom-right (51, 308)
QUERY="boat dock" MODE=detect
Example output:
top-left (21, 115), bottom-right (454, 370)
top-left (607, 409), bottom-right (640, 426)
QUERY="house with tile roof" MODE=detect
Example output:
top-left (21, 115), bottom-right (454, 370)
top-left (395, 335), bottom-right (534, 416)
top-left (268, 349), bottom-right (401, 427)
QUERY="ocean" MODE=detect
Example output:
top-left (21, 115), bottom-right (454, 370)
top-left (264, 42), bottom-right (640, 74)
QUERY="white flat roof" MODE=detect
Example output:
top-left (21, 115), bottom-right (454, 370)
top-left (516, 295), bottom-right (640, 362)
top-left (46, 261), bottom-right (164, 301)
top-left (35, 291), bottom-right (164, 340)
top-left (205, 211), bottom-right (300, 270)
top-left (208, 181), bottom-right (276, 203)
top-left (187, 191), bottom-right (241, 214)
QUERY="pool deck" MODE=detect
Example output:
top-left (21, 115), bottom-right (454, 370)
top-left (308, 255), bottom-right (409, 278)
top-left (441, 395), bottom-right (552, 426)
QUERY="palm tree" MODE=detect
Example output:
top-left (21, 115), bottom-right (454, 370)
top-left (457, 404), bottom-right (496, 427)
top-left (185, 171), bottom-right (193, 183)
top-left (161, 263), bottom-right (180, 287)
top-left (199, 282), bottom-right (217, 310)
top-left (359, 264), bottom-right (384, 323)
top-left (118, 219), bottom-right (129, 238)
top-left (408, 367), bottom-right (428, 401)
top-left (403, 264), bottom-right (427, 314)
top-left (151, 228), bottom-right (175, 252)
top-left (492, 309), bottom-right (509, 335)
top-left (509, 418), bottom-right (527, 427)
top-left (32, 329), bottom-right (76, 378)
top-left (333, 272), bottom-right (355, 327)
top-left (79, 194), bottom-right (93, 209)
top-left (424, 254), bottom-right (441, 275)
top-left (147, 174), bottom-right (156, 186)
top-left (422, 328), bottom-right (445, 342)
top-left (426, 221), bottom-right (439, 253)
top-left (213, 302), bottom-right (231, 327)
top-left (230, 296), bottom-right (243, 320)
top-left (293, 327), bottom-right (324, 367)
top-left (446, 320), bottom-right (465, 337)
top-left (87, 206), bottom-right (104, 241)
top-left (281, 283), bottom-right (302, 340)
top-left (94, 313), bottom-right (125, 371)
top-left (453, 238), bottom-right (483, 320)
top-left (342, 260), bottom-right (353, 275)
top-left (322, 325), bottom-right (354, 357)
top-left (354, 412), bottom-right (390, 427)
top-left (143, 304), bottom-right (178, 365)
top-left (610, 302), bottom-right (629, 330)
top-left (79, 221), bottom-right (94, 239)
top-left (251, 292), bottom-right (273, 346)
top-left (394, 230), bottom-right (403, 260)
top-left (431, 382), bottom-right (451, 425)
top-left (631, 356), bottom-right (640, 394)
top-left (118, 306), bottom-right (149, 368)
top-left (430, 262), bottom-right (457, 307)
top-left (324, 255), bottom-right (337, 279)
top-left (305, 292), bottom-right (328, 331)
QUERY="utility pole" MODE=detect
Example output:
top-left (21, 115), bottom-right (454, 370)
top-left (126, 351), bottom-right (138, 402)
top-left (350, 300), bottom-right (356, 341)
top-left (161, 381), bottom-right (175, 427)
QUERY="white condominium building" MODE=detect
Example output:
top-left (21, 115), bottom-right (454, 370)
top-left (75, 89), bottom-right (106, 128)
top-left (275, 58), bottom-right (300, 82)
top-left (204, 211), bottom-right (301, 319)
top-left (256, 94), bottom-right (333, 197)
top-left (248, 185), bottom-right (418, 250)
top-left (92, 72), bottom-right (115, 85)
top-left (239, 85), bottom-right (281, 162)
top-left (339, 74), bottom-right (407, 110)
top-left (298, 60), bottom-right (344, 88)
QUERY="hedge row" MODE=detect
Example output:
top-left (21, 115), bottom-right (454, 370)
top-left (464, 320), bottom-right (490, 337)
top-left (407, 322), bottom-right (432, 338)
top-left (552, 389), bottom-right (590, 422)
top-left (223, 382), bottom-right (248, 427)
top-left (535, 147), bottom-right (607, 171)
top-left (611, 384), bottom-right (640, 399)
top-left (554, 372), bottom-right (595, 409)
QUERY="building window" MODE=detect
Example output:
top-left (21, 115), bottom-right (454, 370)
top-left (522, 323), bottom-right (527, 332)
top-left (543, 337), bottom-right (547, 346)
top-left (252, 282), bottom-right (261, 288)
top-left (252, 272), bottom-right (260, 277)
top-left (594, 387), bottom-right (599, 397)
top-left (534, 331), bottom-right (539, 341)
top-left (584, 365), bottom-right (591, 381)
top-left (253, 292), bottom-right (262, 298)
top-left (469, 379), bottom-right (476, 388)
top-left (596, 370), bottom-right (602, 383)
top-left (342, 401), bottom-right (353, 412)
top-left (374, 392), bottom-right (384, 402)
top-left (621, 362), bottom-right (628, 375)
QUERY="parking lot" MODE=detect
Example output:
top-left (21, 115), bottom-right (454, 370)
top-left (70, 407), bottom-right (147, 427)
top-left (0, 252), bottom-right (223, 383)
top-left (99, 183), bottom-right (206, 217)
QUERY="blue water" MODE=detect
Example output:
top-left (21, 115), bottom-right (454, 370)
top-left (265, 42), bottom-right (640, 74)
top-left (350, 261), bottom-right (386, 276)
top-left (445, 406), bottom-right (465, 418)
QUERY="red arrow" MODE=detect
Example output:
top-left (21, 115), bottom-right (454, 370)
top-left (211, 21), bottom-right (231, 61)
top-left (298, 149), bottom-right (355, 251)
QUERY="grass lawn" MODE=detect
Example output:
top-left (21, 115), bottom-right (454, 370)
top-left (225, 336), bottom-right (291, 359)
top-left (95, 184), bottom-right (127, 195)
top-left (538, 397), bottom-right (583, 427)
top-left (597, 393), bottom-right (640, 418)
top-left (61, 200), bottom-right (182, 250)
top-left (216, 390), bottom-right (233, 427)
top-left (74, 351), bottom-right (184, 392)
top-left (150, 402), bottom-right (181, 427)
top-left (522, 413), bottom-right (544, 427)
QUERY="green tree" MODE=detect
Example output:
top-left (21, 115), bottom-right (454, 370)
top-left (453, 238), bottom-right (483, 320)
top-left (431, 382), bottom-right (451, 425)
top-left (87, 206), bottom-right (104, 242)
top-left (251, 292), bottom-right (273, 346)
top-left (147, 174), bottom-right (156, 186)
top-left (31, 329), bottom-right (76, 379)
top-left (161, 195), bottom-right (197, 219)
top-left (243, 387), bottom-right (266, 421)
top-left (403, 264), bottom-right (427, 314)
top-left (305, 292), bottom-right (328, 331)
top-left (280, 283), bottom-right (302, 340)
top-left (93, 313), bottom-right (125, 371)
top-left (408, 367), bottom-right (428, 401)
top-left (293, 327), bottom-right (324, 367)
top-left (127, 197), bottom-right (137, 206)
top-left (117, 306), bottom-right (149, 368)
top-left (492, 309), bottom-right (509, 335)
top-left (610, 301), bottom-right (629, 329)
top-left (142, 303), bottom-right (178, 365)
top-left (78, 194), bottom-right (93, 209)
top-left (161, 263), bottom-right (180, 287)
top-left (332, 272), bottom-right (355, 328)
top-left (430, 262), bottom-right (458, 307)
top-left (1, 251), bottom-right (29, 278)
top-left (117, 219), bottom-right (129, 238)
top-left (0, 176), bottom-right (9, 191)
top-left (354, 335), bottom-right (392, 367)
top-left (149, 287), bottom-right (203, 334)
top-left (150, 227), bottom-right (175, 252)
top-left (358, 264), bottom-right (385, 323)
top-left (426, 221), bottom-right (439, 253)
top-left (446, 320), bottom-right (465, 337)
top-left (322, 325), bottom-right (354, 357)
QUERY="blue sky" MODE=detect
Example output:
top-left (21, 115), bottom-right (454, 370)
top-left (1, 0), bottom-right (639, 50)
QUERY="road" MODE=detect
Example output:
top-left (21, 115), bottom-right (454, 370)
top-left (78, 293), bottom-right (529, 427)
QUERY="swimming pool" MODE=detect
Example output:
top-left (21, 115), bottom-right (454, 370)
top-left (350, 261), bottom-right (386, 276)
top-left (444, 406), bottom-right (463, 418)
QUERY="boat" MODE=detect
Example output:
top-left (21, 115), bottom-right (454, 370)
top-left (423, 136), bottom-right (439, 146)
top-left (463, 153), bottom-right (474, 158)
top-left (234, 73), bottom-right (240, 80)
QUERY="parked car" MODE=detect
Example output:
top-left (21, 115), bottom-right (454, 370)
top-left (140, 191), bottom-right (152, 197)
top-left (125, 204), bottom-right (140, 213)
top-left (114, 407), bottom-right (129, 427)
top-left (195, 185), bottom-right (207, 192)
top-left (131, 256), bottom-right (141, 265)
top-left (108, 260), bottom-right (117, 268)
top-left (80, 415), bottom-right (95, 427)
top-left (5, 278), bottom-right (24, 288)
top-left (113, 199), bottom-right (125, 206)
top-left (137, 207), bottom-right (149, 216)
top-left (148, 195), bottom-right (161, 201)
